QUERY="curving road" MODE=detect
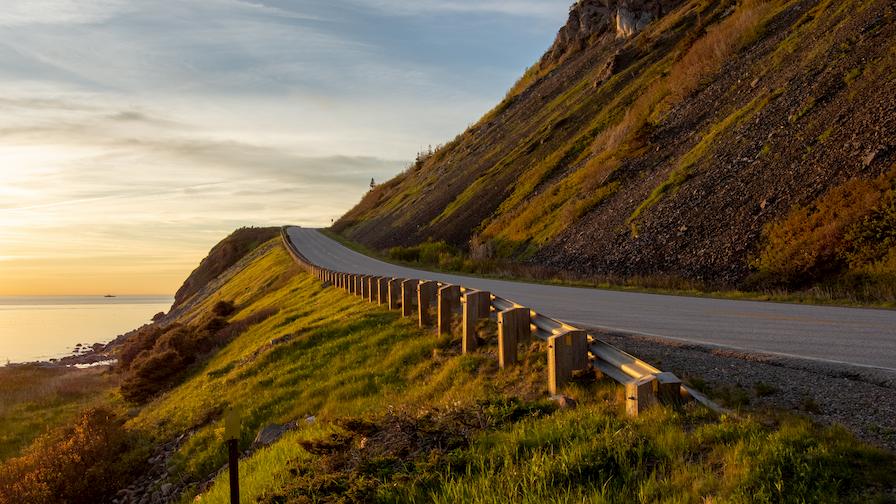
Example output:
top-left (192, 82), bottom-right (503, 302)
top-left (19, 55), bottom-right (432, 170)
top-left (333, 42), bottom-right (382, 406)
top-left (287, 227), bottom-right (896, 372)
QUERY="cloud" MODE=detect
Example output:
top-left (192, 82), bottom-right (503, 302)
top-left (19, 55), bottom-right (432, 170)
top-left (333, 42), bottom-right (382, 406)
top-left (0, 0), bottom-right (571, 294)
top-left (0, 0), bottom-right (131, 27)
top-left (347, 0), bottom-right (571, 16)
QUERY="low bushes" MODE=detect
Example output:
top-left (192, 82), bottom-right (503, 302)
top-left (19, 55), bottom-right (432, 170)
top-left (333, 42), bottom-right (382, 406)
top-left (119, 306), bottom-right (279, 403)
top-left (751, 167), bottom-right (896, 293)
top-left (0, 408), bottom-right (147, 504)
top-left (387, 241), bottom-right (461, 266)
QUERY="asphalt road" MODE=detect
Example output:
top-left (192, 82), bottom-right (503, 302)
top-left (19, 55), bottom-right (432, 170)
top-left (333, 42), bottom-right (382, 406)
top-left (287, 227), bottom-right (896, 372)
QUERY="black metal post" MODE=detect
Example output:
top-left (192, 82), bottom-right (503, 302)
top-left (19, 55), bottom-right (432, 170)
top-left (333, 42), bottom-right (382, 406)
top-left (228, 439), bottom-right (240, 504)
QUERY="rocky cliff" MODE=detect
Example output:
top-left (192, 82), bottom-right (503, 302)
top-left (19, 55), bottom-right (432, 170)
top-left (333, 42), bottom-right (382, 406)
top-left (335, 0), bottom-right (896, 293)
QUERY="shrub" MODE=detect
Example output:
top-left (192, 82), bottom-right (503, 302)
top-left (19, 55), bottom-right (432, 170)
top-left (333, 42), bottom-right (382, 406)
top-left (667, 0), bottom-right (774, 102)
top-left (120, 347), bottom-right (187, 403)
top-left (117, 324), bottom-right (167, 370)
top-left (752, 169), bottom-right (896, 287)
top-left (212, 300), bottom-right (236, 317)
top-left (119, 309), bottom-right (279, 403)
top-left (386, 242), bottom-right (459, 266)
top-left (0, 408), bottom-right (145, 504)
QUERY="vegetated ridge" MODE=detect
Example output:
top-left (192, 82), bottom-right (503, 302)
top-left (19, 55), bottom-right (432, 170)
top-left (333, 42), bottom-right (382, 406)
top-left (173, 227), bottom-right (279, 309)
top-left (335, 0), bottom-right (896, 297)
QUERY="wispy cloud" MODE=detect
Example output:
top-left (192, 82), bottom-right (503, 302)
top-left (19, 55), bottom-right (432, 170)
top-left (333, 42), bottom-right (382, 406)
top-left (348, 0), bottom-right (570, 16)
top-left (0, 0), bottom-right (569, 294)
top-left (0, 0), bottom-right (132, 27)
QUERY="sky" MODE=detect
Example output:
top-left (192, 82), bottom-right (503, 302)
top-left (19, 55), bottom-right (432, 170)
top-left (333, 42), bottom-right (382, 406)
top-left (0, 0), bottom-right (570, 296)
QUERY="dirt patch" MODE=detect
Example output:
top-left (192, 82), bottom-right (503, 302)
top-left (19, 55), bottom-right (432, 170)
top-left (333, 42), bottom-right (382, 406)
top-left (261, 399), bottom-right (557, 503)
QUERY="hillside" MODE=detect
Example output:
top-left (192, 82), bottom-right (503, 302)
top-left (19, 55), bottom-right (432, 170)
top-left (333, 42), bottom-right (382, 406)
top-left (173, 227), bottom-right (280, 309)
top-left (334, 0), bottom-right (896, 296)
top-left (2, 232), bottom-right (894, 503)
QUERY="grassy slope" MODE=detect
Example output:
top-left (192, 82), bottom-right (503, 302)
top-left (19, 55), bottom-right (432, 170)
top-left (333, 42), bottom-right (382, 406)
top-left (124, 240), bottom-right (893, 502)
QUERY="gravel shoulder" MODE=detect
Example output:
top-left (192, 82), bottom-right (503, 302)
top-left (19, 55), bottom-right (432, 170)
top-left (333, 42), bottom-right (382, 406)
top-left (594, 328), bottom-right (896, 452)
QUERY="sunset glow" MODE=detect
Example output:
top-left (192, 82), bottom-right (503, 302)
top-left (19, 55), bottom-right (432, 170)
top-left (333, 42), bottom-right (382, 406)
top-left (0, 0), bottom-right (567, 295)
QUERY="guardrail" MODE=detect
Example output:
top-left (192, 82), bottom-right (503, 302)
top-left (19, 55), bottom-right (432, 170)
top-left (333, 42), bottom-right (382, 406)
top-left (281, 227), bottom-right (722, 416)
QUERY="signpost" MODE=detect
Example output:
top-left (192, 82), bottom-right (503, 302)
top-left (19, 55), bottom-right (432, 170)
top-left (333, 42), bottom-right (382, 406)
top-left (224, 406), bottom-right (241, 504)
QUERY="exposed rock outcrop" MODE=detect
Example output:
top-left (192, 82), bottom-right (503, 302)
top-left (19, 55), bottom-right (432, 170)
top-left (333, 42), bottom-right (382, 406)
top-left (545, 0), bottom-right (681, 62)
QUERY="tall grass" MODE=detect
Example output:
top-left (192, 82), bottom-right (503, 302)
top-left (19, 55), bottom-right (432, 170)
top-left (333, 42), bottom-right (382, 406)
top-left (0, 366), bottom-right (118, 461)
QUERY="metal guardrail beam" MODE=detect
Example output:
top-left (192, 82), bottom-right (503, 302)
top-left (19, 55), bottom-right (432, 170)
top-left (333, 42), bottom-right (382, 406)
top-left (279, 227), bottom-right (724, 415)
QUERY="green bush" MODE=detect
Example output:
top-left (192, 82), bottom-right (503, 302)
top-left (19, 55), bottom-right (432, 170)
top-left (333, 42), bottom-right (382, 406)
top-left (386, 241), bottom-right (460, 266)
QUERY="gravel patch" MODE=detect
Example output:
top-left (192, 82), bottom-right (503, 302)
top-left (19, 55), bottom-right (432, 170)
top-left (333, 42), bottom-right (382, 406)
top-left (592, 328), bottom-right (896, 452)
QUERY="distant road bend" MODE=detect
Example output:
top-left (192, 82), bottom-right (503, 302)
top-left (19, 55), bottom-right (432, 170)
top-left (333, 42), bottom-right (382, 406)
top-left (287, 227), bottom-right (896, 372)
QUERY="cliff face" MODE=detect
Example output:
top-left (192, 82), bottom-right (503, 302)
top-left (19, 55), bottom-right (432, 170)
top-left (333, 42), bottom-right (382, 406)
top-left (335, 0), bottom-right (896, 290)
top-left (546, 0), bottom-right (682, 62)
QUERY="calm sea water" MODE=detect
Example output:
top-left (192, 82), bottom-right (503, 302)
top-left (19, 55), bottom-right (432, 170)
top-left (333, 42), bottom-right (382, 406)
top-left (0, 296), bottom-right (173, 365)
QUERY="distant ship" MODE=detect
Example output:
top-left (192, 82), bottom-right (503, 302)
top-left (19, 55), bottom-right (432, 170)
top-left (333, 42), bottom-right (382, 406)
top-left (104, 294), bottom-right (116, 298)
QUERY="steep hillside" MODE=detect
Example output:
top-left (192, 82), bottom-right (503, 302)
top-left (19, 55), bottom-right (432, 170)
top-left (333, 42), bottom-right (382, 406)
top-left (334, 0), bottom-right (896, 293)
top-left (173, 227), bottom-right (279, 309)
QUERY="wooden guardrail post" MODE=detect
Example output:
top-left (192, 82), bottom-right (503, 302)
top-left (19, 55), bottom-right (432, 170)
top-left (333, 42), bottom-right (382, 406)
top-left (462, 291), bottom-right (490, 353)
top-left (351, 274), bottom-right (359, 295)
top-left (418, 281), bottom-right (438, 327)
top-left (498, 307), bottom-right (531, 368)
top-left (547, 330), bottom-right (588, 395)
top-left (401, 279), bottom-right (418, 318)
top-left (654, 372), bottom-right (683, 404)
top-left (438, 285), bottom-right (460, 335)
top-left (377, 278), bottom-right (389, 305)
top-left (388, 279), bottom-right (403, 310)
top-left (361, 275), bottom-right (370, 299)
top-left (626, 375), bottom-right (658, 416)
top-left (356, 275), bottom-right (364, 297)
top-left (367, 276), bottom-right (379, 303)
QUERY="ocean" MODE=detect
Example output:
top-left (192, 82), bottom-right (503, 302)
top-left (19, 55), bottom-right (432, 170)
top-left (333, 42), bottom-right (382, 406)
top-left (0, 295), bottom-right (173, 365)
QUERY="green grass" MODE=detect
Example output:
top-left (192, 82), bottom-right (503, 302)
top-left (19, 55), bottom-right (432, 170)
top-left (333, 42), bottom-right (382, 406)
top-left (127, 237), bottom-right (892, 503)
top-left (6, 235), bottom-right (894, 502)
top-left (127, 242), bottom-right (543, 494)
top-left (196, 383), bottom-right (894, 503)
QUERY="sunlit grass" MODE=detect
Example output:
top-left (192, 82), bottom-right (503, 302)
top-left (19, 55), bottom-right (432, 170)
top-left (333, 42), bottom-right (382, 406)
top-left (145, 242), bottom-right (894, 503)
